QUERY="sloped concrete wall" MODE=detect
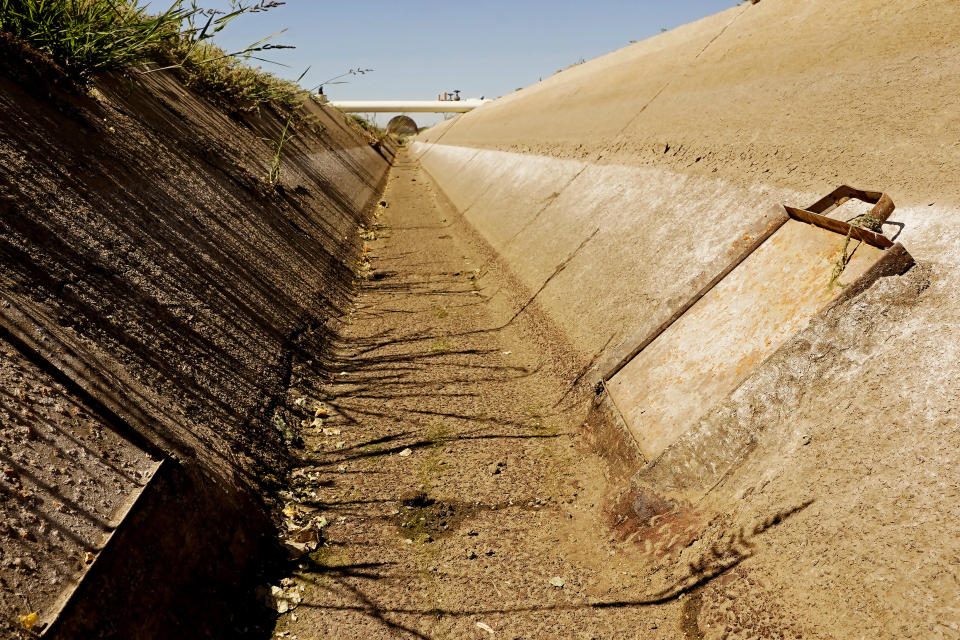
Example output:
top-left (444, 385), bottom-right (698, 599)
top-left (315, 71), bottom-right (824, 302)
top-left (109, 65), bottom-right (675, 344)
top-left (411, 143), bottom-right (797, 364)
top-left (411, 0), bottom-right (960, 497)
top-left (0, 40), bottom-right (390, 638)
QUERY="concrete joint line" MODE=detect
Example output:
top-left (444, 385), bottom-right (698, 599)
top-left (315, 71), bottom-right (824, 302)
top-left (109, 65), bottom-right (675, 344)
top-left (506, 227), bottom-right (600, 326)
top-left (609, 3), bottom-right (749, 144)
top-left (498, 163), bottom-right (591, 256)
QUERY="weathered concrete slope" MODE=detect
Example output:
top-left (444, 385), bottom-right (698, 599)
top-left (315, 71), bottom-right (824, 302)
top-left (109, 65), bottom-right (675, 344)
top-left (411, 3), bottom-right (960, 633)
top-left (411, 0), bottom-right (960, 487)
top-left (0, 41), bottom-right (389, 638)
top-left (415, 0), bottom-right (959, 362)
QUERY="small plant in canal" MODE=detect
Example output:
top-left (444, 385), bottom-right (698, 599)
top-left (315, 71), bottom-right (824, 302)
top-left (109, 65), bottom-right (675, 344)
top-left (828, 209), bottom-right (883, 289)
top-left (267, 117), bottom-right (293, 185)
top-left (430, 338), bottom-right (451, 354)
top-left (263, 65), bottom-right (311, 186)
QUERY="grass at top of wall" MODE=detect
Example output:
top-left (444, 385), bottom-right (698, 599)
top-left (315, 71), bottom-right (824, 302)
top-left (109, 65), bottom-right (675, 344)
top-left (0, 0), bottom-right (187, 78)
top-left (0, 0), bottom-right (309, 114)
top-left (346, 113), bottom-right (389, 142)
top-left (156, 39), bottom-right (310, 114)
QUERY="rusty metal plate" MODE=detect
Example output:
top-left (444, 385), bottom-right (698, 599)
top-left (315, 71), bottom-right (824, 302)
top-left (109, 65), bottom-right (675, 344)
top-left (606, 219), bottom-right (885, 460)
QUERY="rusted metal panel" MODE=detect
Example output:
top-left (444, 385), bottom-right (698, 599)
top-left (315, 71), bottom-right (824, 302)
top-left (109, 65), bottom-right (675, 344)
top-left (597, 208), bottom-right (791, 384)
top-left (607, 219), bottom-right (887, 460)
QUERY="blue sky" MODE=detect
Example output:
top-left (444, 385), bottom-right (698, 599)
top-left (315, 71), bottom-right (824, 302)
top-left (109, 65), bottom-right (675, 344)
top-left (199, 0), bottom-right (737, 125)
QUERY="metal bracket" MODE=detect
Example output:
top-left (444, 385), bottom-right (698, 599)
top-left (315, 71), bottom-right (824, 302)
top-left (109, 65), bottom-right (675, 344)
top-left (784, 185), bottom-right (895, 249)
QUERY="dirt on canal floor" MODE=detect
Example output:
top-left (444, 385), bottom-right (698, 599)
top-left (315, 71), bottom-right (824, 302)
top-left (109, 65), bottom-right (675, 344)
top-left (264, 150), bottom-right (817, 640)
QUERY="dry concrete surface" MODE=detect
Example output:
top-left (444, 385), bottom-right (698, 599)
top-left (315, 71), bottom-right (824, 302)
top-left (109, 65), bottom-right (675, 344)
top-left (1, 0), bottom-right (959, 638)
top-left (268, 0), bottom-right (960, 638)
top-left (0, 35), bottom-right (391, 638)
top-left (268, 154), bottom-right (959, 640)
top-left (273, 153), bottom-right (710, 640)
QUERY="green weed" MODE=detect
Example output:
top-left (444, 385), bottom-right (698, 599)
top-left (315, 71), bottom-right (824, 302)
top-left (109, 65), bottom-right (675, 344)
top-left (263, 79), bottom-right (309, 185)
top-left (347, 113), bottom-right (389, 143)
top-left (0, 0), bottom-right (310, 113)
top-left (426, 423), bottom-right (451, 446)
top-left (267, 118), bottom-right (290, 184)
top-left (417, 455), bottom-right (443, 495)
top-left (430, 339), bottom-right (451, 354)
top-left (417, 424), bottom-right (451, 493)
top-left (0, 0), bottom-right (190, 79)
top-left (157, 37), bottom-right (308, 113)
